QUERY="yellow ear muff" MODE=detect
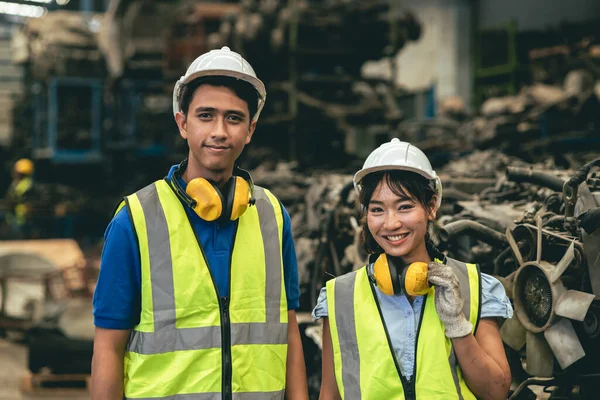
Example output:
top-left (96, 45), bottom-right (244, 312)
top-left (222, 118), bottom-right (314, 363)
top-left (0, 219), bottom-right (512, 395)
top-left (373, 254), bottom-right (395, 296)
top-left (229, 176), bottom-right (251, 220)
top-left (401, 261), bottom-right (431, 296)
top-left (373, 255), bottom-right (431, 296)
top-left (186, 177), bottom-right (223, 221)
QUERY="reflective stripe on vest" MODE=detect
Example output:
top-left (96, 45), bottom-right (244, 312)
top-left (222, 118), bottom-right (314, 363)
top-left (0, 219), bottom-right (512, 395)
top-left (15, 177), bottom-right (32, 198)
top-left (125, 393), bottom-right (287, 400)
top-left (327, 258), bottom-right (481, 400)
top-left (123, 180), bottom-right (288, 399)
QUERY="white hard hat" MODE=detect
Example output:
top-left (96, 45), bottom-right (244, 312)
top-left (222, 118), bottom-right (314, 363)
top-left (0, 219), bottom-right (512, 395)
top-left (172, 46), bottom-right (266, 121)
top-left (353, 138), bottom-right (442, 209)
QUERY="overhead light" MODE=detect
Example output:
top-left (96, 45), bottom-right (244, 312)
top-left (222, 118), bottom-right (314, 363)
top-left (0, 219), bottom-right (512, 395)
top-left (56, 0), bottom-right (70, 5)
top-left (0, 2), bottom-right (47, 18)
top-left (22, 0), bottom-right (52, 3)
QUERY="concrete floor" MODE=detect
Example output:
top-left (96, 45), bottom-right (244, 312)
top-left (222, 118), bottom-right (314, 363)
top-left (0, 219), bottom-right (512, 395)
top-left (0, 338), bottom-right (89, 400)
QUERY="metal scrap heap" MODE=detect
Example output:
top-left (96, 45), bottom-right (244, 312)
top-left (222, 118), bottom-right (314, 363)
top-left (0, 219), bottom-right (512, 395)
top-left (258, 147), bottom-right (600, 397)
top-left (397, 70), bottom-right (600, 160)
top-left (209, 0), bottom-right (421, 166)
top-left (12, 11), bottom-right (105, 80)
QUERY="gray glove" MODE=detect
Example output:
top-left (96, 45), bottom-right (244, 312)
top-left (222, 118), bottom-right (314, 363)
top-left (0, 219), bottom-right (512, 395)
top-left (427, 262), bottom-right (472, 339)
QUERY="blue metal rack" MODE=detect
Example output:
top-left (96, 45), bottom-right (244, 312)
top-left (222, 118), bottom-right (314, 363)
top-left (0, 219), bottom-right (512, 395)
top-left (116, 79), bottom-right (169, 157)
top-left (32, 77), bottom-right (103, 163)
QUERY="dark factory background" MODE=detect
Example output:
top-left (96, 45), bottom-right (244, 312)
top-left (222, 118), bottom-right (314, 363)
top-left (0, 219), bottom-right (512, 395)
top-left (0, 1), bottom-right (599, 399)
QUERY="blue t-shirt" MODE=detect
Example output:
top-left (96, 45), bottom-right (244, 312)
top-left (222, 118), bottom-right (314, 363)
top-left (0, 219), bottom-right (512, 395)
top-left (93, 166), bottom-right (300, 330)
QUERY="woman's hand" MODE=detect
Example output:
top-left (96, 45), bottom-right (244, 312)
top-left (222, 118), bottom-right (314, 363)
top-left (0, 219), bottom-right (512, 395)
top-left (428, 264), bottom-right (511, 399)
top-left (427, 262), bottom-right (472, 338)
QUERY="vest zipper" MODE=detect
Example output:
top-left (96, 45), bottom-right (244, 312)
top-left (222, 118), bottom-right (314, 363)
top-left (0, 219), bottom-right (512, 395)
top-left (224, 221), bottom-right (238, 400)
top-left (368, 278), bottom-right (413, 399)
top-left (184, 209), bottom-right (238, 400)
top-left (402, 376), bottom-right (413, 400)
top-left (411, 295), bottom-right (428, 399)
top-left (221, 296), bottom-right (232, 400)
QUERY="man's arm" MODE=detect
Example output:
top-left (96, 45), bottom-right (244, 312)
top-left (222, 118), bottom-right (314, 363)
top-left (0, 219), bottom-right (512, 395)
top-left (91, 209), bottom-right (141, 399)
top-left (452, 319), bottom-right (511, 400)
top-left (91, 327), bottom-right (131, 400)
top-left (285, 310), bottom-right (309, 400)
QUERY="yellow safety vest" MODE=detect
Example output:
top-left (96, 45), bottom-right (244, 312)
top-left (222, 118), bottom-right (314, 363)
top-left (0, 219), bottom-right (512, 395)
top-left (9, 177), bottom-right (33, 224)
top-left (327, 258), bottom-right (481, 400)
top-left (122, 179), bottom-right (288, 399)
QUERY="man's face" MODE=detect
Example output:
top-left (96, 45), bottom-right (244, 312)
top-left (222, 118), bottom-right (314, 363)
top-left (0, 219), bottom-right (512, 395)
top-left (175, 84), bottom-right (256, 182)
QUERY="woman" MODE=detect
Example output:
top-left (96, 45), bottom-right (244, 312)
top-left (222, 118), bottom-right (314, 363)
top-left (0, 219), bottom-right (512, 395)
top-left (314, 139), bottom-right (512, 400)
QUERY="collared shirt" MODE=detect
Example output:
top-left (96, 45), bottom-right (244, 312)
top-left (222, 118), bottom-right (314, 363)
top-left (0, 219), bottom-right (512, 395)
top-left (93, 165), bottom-right (300, 329)
top-left (312, 263), bottom-right (513, 381)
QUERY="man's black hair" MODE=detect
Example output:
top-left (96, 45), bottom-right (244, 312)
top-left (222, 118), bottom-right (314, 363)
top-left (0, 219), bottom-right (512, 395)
top-left (179, 76), bottom-right (259, 121)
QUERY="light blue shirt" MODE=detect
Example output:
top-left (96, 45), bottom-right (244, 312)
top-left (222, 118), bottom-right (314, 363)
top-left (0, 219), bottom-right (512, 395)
top-left (312, 264), bottom-right (513, 381)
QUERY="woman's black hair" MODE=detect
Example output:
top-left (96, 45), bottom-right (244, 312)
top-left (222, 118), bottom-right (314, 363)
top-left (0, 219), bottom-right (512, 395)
top-left (358, 170), bottom-right (438, 255)
top-left (179, 76), bottom-right (259, 121)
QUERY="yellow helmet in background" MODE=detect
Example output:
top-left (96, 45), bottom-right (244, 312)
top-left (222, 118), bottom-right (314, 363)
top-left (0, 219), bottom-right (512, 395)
top-left (14, 158), bottom-right (34, 176)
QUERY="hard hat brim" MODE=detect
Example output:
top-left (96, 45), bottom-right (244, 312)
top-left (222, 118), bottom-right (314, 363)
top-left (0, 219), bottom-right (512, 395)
top-left (353, 165), bottom-right (443, 209)
top-left (173, 69), bottom-right (266, 120)
top-left (353, 165), bottom-right (438, 187)
top-left (182, 69), bottom-right (266, 99)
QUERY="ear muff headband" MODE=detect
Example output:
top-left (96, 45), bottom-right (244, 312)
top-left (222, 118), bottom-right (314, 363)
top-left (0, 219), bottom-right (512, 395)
top-left (372, 254), bottom-right (430, 296)
top-left (167, 160), bottom-right (254, 222)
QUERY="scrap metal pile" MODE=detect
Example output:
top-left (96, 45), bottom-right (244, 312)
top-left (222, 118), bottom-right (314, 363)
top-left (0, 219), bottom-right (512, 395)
top-left (259, 152), bottom-right (600, 398)
top-left (11, 11), bottom-right (105, 80)
top-left (440, 158), bottom-right (600, 399)
top-left (9, 11), bottom-right (107, 154)
top-left (209, 0), bottom-right (421, 166)
top-left (9, 1), bottom-right (185, 161)
top-left (0, 241), bottom-right (95, 375)
top-left (397, 71), bottom-right (600, 161)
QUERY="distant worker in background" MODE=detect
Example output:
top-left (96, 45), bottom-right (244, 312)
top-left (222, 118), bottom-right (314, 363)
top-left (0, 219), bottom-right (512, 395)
top-left (3, 158), bottom-right (35, 238)
top-left (315, 139), bottom-right (513, 400)
top-left (91, 46), bottom-right (309, 399)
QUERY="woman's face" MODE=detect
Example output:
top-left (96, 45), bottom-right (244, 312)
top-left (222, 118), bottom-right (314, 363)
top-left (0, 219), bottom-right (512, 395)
top-left (367, 180), bottom-right (436, 265)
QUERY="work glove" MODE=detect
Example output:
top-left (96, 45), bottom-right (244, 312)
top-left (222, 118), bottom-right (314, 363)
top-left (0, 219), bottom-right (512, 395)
top-left (427, 262), bottom-right (473, 339)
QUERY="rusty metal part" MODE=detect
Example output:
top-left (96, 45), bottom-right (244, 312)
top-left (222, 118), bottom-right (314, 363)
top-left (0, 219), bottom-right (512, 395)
top-left (0, 253), bottom-right (57, 330)
top-left (507, 166), bottom-right (566, 192)
top-left (508, 377), bottom-right (556, 400)
top-left (439, 220), bottom-right (507, 247)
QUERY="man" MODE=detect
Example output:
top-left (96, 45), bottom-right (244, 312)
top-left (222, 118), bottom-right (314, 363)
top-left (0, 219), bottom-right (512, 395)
top-left (4, 158), bottom-right (35, 238)
top-left (91, 46), bottom-right (309, 399)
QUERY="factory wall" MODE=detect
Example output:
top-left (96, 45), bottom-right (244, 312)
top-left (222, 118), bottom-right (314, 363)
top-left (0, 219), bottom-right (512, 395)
top-left (362, 0), bottom-right (473, 112)
top-left (362, 0), bottom-right (600, 114)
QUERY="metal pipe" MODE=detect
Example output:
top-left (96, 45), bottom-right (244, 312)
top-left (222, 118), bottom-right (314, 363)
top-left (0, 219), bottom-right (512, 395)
top-left (439, 220), bottom-right (507, 247)
top-left (579, 208), bottom-right (600, 234)
top-left (442, 187), bottom-right (474, 201)
top-left (567, 158), bottom-right (600, 188)
top-left (508, 377), bottom-right (556, 400)
top-left (544, 215), bottom-right (566, 227)
top-left (493, 246), bottom-right (513, 276)
top-left (506, 166), bottom-right (566, 192)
